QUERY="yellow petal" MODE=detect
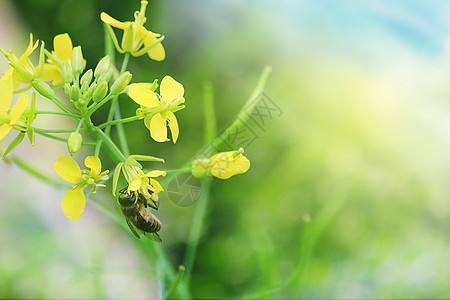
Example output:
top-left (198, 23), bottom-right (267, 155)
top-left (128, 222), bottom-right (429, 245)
top-left (232, 154), bottom-right (251, 174)
top-left (150, 178), bottom-right (164, 193)
top-left (9, 94), bottom-right (29, 124)
top-left (128, 83), bottom-right (160, 107)
top-left (61, 186), bottom-right (86, 221)
top-left (0, 124), bottom-right (12, 142)
top-left (149, 113), bottom-right (167, 142)
top-left (54, 156), bottom-right (82, 184)
top-left (210, 151), bottom-right (233, 162)
top-left (54, 33), bottom-right (73, 61)
top-left (20, 34), bottom-right (38, 60)
top-left (0, 69), bottom-right (13, 113)
top-left (40, 64), bottom-right (62, 85)
top-left (145, 170), bottom-right (166, 177)
top-left (100, 12), bottom-right (129, 30)
top-left (160, 76), bottom-right (184, 102)
top-left (128, 177), bottom-right (142, 191)
top-left (162, 111), bottom-right (179, 143)
top-left (134, 24), bottom-right (149, 46)
top-left (145, 33), bottom-right (165, 61)
top-left (85, 156), bottom-right (101, 177)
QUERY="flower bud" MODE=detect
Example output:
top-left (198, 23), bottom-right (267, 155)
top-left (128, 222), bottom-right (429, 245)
top-left (86, 83), bottom-right (97, 101)
top-left (67, 132), bottom-right (82, 156)
top-left (149, 79), bottom-right (158, 92)
top-left (110, 71), bottom-right (132, 95)
top-left (71, 46), bottom-right (84, 75)
top-left (61, 61), bottom-right (73, 84)
top-left (70, 85), bottom-right (80, 101)
top-left (64, 83), bottom-right (71, 98)
top-left (31, 79), bottom-right (54, 99)
top-left (94, 56), bottom-right (111, 78)
top-left (93, 81), bottom-right (108, 103)
top-left (80, 69), bottom-right (93, 86)
top-left (97, 68), bottom-right (113, 84)
top-left (80, 81), bottom-right (89, 94)
top-left (191, 159), bottom-right (212, 178)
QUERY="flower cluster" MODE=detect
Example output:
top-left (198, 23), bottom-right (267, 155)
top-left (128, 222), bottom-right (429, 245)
top-left (0, 0), bottom-right (252, 228)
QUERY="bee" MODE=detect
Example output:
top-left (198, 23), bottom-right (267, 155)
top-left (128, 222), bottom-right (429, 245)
top-left (118, 189), bottom-right (162, 242)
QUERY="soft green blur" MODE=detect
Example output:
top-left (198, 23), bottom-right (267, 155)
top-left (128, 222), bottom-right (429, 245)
top-left (1, 0), bottom-right (449, 298)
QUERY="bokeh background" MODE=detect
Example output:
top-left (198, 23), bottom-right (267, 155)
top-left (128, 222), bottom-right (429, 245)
top-left (0, 0), bottom-right (449, 298)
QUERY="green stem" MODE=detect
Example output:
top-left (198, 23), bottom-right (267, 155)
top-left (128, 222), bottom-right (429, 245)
top-left (104, 53), bottom-right (131, 150)
top-left (75, 118), bottom-right (84, 133)
top-left (206, 65), bottom-right (272, 156)
top-left (113, 102), bottom-right (130, 157)
top-left (287, 192), bottom-right (347, 297)
top-left (35, 110), bottom-right (81, 119)
top-left (165, 266), bottom-right (185, 299)
top-left (33, 128), bottom-right (85, 133)
top-left (9, 155), bottom-right (67, 189)
top-left (34, 130), bottom-right (96, 146)
top-left (98, 115), bottom-right (139, 129)
top-left (49, 96), bottom-right (78, 114)
top-left (13, 85), bottom-right (32, 94)
top-left (92, 126), bottom-right (127, 162)
top-left (183, 180), bottom-right (212, 286)
top-left (163, 167), bottom-right (192, 174)
top-left (203, 81), bottom-right (216, 144)
top-left (86, 94), bottom-right (114, 117)
top-left (182, 82), bottom-right (218, 287)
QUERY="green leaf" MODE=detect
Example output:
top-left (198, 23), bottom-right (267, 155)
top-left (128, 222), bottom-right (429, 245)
top-left (27, 127), bottom-right (35, 145)
top-left (2, 131), bottom-right (25, 159)
top-left (129, 154), bottom-right (165, 163)
top-left (112, 162), bottom-right (123, 196)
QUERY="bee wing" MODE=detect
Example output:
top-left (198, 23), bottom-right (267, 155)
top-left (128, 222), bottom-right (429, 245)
top-left (126, 219), bottom-right (141, 239)
top-left (143, 231), bottom-right (162, 242)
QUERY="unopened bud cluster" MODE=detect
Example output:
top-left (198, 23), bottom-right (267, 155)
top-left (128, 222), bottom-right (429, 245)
top-left (62, 54), bottom-right (132, 110)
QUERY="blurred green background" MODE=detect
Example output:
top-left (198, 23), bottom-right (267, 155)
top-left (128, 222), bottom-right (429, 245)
top-left (0, 0), bottom-right (449, 298)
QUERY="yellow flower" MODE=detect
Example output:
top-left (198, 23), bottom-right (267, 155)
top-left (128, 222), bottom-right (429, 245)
top-left (128, 76), bottom-right (185, 143)
top-left (192, 148), bottom-right (251, 179)
top-left (0, 34), bottom-right (42, 89)
top-left (54, 156), bottom-right (109, 221)
top-left (40, 33), bottom-right (74, 86)
top-left (113, 156), bottom-right (166, 204)
top-left (0, 69), bottom-right (30, 142)
top-left (100, 2), bottom-right (165, 61)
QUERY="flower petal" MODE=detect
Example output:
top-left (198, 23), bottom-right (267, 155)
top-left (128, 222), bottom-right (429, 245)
top-left (54, 33), bottom-right (73, 62)
top-left (232, 154), bottom-right (251, 174)
top-left (160, 76), bottom-right (184, 102)
top-left (100, 12), bottom-right (130, 29)
top-left (149, 113), bottom-right (167, 142)
top-left (0, 124), bottom-right (12, 142)
top-left (9, 94), bottom-right (29, 124)
top-left (128, 83), bottom-right (160, 107)
top-left (150, 178), bottom-right (164, 193)
top-left (19, 34), bottom-right (39, 60)
top-left (61, 186), bottom-right (86, 221)
top-left (54, 156), bottom-right (82, 184)
top-left (163, 111), bottom-right (179, 143)
top-left (145, 170), bottom-right (166, 178)
top-left (128, 177), bottom-right (142, 191)
top-left (40, 64), bottom-right (62, 85)
top-left (145, 33), bottom-right (165, 61)
top-left (0, 69), bottom-right (13, 113)
top-left (147, 42), bottom-right (165, 61)
top-left (85, 156), bottom-right (102, 177)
